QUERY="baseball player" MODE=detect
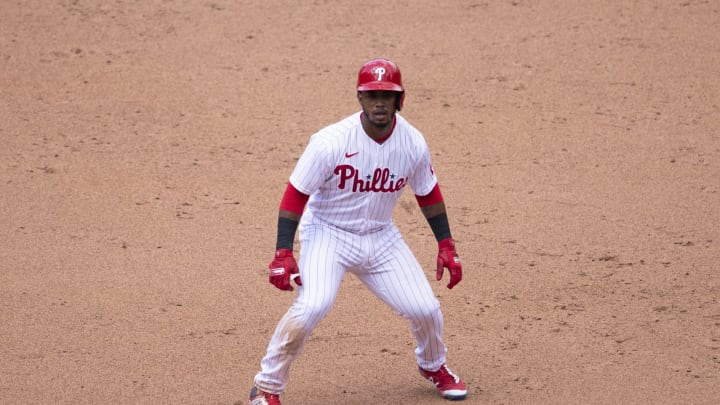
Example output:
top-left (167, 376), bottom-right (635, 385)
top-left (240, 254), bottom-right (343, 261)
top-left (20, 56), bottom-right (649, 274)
top-left (245, 58), bottom-right (467, 405)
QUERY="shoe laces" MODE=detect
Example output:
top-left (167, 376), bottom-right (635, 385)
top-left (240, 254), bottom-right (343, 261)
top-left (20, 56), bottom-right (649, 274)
top-left (440, 365), bottom-right (460, 383)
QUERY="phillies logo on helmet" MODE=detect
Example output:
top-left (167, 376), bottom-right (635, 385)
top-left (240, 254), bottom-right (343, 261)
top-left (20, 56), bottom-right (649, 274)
top-left (357, 59), bottom-right (404, 93)
top-left (374, 67), bottom-right (386, 81)
top-left (334, 165), bottom-right (407, 193)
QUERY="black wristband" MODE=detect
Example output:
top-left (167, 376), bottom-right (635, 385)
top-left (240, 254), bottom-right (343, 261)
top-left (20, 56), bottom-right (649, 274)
top-left (427, 212), bottom-right (452, 242)
top-left (276, 217), bottom-right (299, 250)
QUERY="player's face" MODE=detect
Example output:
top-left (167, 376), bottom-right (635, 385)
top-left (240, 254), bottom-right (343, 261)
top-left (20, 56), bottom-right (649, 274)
top-left (358, 91), bottom-right (398, 128)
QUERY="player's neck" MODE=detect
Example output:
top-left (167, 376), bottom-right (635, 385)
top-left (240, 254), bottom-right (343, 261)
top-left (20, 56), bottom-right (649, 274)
top-left (361, 113), bottom-right (396, 142)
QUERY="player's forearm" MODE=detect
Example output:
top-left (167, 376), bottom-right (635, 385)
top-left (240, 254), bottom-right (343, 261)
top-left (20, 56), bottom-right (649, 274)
top-left (425, 210), bottom-right (452, 242)
top-left (279, 209), bottom-right (302, 222)
top-left (276, 209), bottom-right (301, 250)
top-left (415, 185), bottom-right (453, 241)
top-left (419, 201), bottom-right (446, 219)
top-left (275, 183), bottom-right (309, 250)
top-left (276, 214), bottom-right (299, 250)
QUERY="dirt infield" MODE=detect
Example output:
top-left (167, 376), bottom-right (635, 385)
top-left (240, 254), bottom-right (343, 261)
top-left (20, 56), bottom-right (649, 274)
top-left (2, 1), bottom-right (719, 404)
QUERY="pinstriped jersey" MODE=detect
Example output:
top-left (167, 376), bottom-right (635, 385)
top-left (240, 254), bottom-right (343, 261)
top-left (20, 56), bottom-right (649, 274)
top-left (289, 112), bottom-right (437, 234)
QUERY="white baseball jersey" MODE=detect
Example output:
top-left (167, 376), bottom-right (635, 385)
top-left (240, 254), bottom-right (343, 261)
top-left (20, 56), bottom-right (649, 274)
top-left (289, 112), bottom-right (438, 233)
top-left (255, 112), bottom-right (451, 394)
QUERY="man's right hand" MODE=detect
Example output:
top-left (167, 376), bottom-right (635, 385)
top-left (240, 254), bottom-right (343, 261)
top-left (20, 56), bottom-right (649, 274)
top-left (268, 249), bottom-right (302, 291)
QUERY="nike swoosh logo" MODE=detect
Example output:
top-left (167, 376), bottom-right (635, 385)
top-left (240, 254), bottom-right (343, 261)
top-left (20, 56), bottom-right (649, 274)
top-left (345, 152), bottom-right (359, 158)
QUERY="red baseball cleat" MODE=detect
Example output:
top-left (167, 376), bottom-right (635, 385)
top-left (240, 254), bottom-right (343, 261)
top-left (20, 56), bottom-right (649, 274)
top-left (419, 364), bottom-right (468, 400)
top-left (246, 386), bottom-right (281, 405)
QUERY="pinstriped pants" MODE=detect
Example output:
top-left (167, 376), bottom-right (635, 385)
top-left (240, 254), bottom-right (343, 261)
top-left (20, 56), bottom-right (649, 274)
top-left (254, 222), bottom-right (448, 394)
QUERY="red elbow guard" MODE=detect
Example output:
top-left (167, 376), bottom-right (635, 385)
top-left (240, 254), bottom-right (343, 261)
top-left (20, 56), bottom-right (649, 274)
top-left (279, 183), bottom-right (309, 215)
top-left (415, 184), bottom-right (444, 207)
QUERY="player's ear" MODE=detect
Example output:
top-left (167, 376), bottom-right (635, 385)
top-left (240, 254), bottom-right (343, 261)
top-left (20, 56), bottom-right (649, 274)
top-left (357, 92), bottom-right (362, 103)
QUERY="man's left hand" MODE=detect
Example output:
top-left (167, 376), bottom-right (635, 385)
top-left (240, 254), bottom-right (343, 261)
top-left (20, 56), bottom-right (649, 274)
top-left (436, 238), bottom-right (462, 289)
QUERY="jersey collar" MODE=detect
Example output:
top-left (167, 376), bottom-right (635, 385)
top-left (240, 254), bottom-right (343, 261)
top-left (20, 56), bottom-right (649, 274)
top-left (359, 112), bottom-right (396, 144)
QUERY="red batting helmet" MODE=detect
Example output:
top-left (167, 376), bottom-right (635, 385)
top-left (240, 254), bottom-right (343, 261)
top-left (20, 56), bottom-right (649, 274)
top-left (357, 58), bottom-right (405, 110)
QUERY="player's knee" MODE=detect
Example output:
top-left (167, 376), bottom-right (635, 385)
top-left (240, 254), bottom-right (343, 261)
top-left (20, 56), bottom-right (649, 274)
top-left (292, 300), bottom-right (333, 322)
top-left (409, 302), bottom-right (442, 321)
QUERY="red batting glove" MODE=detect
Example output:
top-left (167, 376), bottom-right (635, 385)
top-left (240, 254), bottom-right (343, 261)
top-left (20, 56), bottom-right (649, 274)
top-left (268, 249), bottom-right (302, 291)
top-left (436, 238), bottom-right (462, 289)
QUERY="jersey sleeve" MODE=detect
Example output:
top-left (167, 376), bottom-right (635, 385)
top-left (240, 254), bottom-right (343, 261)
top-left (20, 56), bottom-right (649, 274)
top-left (408, 138), bottom-right (438, 197)
top-left (288, 134), bottom-right (333, 195)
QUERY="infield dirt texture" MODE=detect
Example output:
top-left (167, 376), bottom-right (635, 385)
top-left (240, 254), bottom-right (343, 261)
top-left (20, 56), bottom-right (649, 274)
top-left (1, 1), bottom-right (719, 404)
